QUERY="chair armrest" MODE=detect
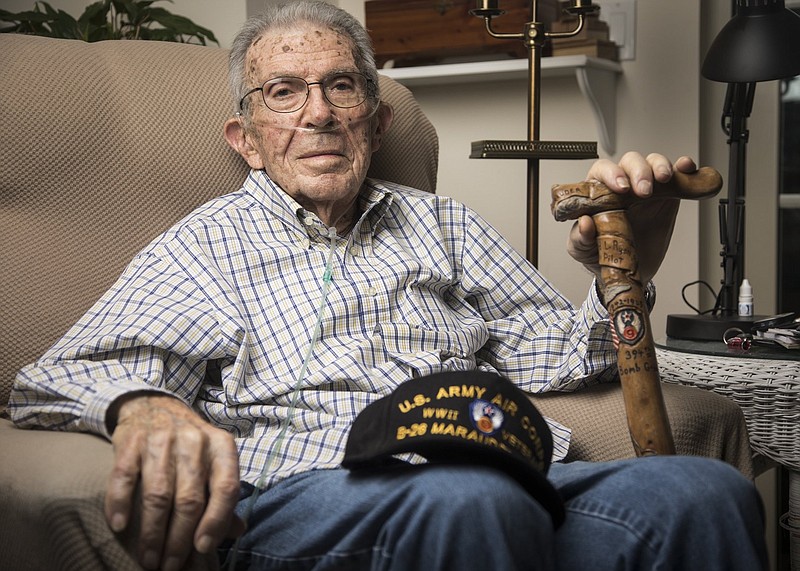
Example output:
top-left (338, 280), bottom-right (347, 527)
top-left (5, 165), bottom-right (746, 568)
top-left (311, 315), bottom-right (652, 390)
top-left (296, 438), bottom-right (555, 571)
top-left (0, 418), bottom-right (216, 570)
top-left (0, 418), bottom-right (137, 569)
top-left (530, 382), bottom-right (754, 479)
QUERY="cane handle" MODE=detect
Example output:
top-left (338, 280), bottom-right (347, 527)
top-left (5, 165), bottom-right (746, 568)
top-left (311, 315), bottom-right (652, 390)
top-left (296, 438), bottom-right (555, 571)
top-left (551, 167), bottom-right (722, 221)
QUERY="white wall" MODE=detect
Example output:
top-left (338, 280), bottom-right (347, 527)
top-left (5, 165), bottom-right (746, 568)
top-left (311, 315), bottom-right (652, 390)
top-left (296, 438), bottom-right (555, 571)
top-left (168, 0), bottom-right (246, 48)
top-left (3, 0), bottom-right (87, 16)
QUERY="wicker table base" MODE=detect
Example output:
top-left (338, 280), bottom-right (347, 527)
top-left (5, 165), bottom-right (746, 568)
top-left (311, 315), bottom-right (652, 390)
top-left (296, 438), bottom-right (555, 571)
top-left (656, 340), bottom-right (800, 570)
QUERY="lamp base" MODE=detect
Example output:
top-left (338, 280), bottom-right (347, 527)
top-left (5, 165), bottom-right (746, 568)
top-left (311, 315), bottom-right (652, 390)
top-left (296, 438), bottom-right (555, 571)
top-left (665, 313), bottom-right (767, 342)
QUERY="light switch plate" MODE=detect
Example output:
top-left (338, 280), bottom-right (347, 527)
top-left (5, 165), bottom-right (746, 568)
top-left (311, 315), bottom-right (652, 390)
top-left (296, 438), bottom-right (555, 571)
top-left (594, 0), bottom-right (636, 61)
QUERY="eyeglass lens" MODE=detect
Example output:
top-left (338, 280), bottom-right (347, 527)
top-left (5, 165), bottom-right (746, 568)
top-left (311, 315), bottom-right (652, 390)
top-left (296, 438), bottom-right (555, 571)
top-left (262, 73), bottom-right (367, 113)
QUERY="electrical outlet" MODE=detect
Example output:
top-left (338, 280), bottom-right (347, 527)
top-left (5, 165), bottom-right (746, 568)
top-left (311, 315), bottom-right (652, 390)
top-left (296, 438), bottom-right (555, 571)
top-left (595, 0), bottom-right (636, 61)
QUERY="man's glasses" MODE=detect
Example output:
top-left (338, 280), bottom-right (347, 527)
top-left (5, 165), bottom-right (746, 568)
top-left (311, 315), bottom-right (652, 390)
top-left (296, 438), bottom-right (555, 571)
top-left (239, 72), bottom-right (371, 114)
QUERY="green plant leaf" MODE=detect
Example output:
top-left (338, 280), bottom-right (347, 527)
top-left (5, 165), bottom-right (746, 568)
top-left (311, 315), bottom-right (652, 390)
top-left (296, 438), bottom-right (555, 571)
top-left (0, 4), bottom-right (53, 35)
top-left (48, 9), bottom-right (83, 40)
top-left (78, 1), bottom-right (110, 27)
top-left (143, 7), bottom-right (217, 44)
top-left (75, 1), bottom-right (110, 40)
top-left (1, 0), bottom-right (217, 44)
top-left (38, 2), bottom-right (59, 18)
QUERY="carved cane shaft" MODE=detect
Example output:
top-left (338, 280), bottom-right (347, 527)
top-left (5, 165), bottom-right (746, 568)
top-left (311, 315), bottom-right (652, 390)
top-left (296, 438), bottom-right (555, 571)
top-left (594, 210), bottom-right (675, 456)
top-left (550, 167), bottom-right (723, 457)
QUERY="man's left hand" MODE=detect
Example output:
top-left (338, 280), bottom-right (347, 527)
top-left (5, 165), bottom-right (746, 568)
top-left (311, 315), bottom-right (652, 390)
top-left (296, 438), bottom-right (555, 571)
top-left (567, 152), bottom-right (697, 284)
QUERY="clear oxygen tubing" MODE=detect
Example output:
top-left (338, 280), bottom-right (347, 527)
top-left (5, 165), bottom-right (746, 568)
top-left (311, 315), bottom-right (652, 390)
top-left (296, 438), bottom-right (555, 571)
top-left (225, 226), bottom-right (339, 570)
top-left (289, 101), bottom-right (379, 133)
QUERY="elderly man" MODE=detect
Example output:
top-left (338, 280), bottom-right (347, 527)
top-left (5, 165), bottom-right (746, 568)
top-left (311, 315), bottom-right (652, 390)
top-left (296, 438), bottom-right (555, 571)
top-left (11, 2), bottom-right (766, 570)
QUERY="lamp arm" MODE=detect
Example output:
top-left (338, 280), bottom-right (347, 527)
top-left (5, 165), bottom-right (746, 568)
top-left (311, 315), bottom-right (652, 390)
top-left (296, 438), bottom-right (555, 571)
top-left (718, 82), bottom-right (756, 314)
top-left (479, 15), bottom-right (524, 41)
top-left (478, 4), bottom-right (589, 43)
top-left (547, 15), bottom-right (587, 40)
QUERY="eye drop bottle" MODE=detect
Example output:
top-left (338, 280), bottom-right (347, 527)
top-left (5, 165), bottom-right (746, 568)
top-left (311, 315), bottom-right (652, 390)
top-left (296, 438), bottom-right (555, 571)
top-left (738, 279), bottom-right (753, 317)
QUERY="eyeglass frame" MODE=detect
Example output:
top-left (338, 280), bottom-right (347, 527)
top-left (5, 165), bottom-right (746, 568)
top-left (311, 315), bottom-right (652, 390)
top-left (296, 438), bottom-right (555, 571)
top-left (238, 71), bottom-right (375, 114)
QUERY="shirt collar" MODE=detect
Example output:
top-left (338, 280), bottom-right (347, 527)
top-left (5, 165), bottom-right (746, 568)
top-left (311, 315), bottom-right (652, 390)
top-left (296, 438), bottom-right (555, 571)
top-left (356, 178), bottom-right (394, 235)
top-left (242, 169), bottom-right (394, 242)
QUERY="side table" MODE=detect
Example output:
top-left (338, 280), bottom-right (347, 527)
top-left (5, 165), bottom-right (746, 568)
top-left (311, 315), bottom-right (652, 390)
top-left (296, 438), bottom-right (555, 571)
top-left (656, 338), bottom-right (800, 570)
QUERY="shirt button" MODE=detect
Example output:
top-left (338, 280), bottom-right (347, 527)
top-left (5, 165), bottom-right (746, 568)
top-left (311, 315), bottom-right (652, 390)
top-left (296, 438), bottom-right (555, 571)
top-left (366, 286), bottom-right (377, 296)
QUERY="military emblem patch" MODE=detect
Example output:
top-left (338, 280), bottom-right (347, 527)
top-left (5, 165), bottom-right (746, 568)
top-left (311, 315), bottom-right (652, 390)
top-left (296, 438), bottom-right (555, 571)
top-left (469, 399), bottom-right (504, 435)
top-left (614, 308), bottom-right (645, 345)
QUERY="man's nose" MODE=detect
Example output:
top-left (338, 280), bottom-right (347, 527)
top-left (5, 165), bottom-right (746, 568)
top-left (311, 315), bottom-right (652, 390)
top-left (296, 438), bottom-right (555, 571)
top-left (302, 83), bottom-right (336, 125)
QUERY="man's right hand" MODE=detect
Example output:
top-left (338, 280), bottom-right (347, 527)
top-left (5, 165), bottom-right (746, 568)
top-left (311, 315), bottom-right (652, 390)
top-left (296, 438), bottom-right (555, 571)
top-left (104, 394), bottom-right (244, 570)
top-left (567, 153), bottom-right (695, 285)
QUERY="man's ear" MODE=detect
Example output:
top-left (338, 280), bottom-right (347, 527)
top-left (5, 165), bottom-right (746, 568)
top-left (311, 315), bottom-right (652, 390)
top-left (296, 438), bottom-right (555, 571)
top-left (370, 101), bottom-right (394, 154)
top-left (224, 116), bottom-right (265, 169)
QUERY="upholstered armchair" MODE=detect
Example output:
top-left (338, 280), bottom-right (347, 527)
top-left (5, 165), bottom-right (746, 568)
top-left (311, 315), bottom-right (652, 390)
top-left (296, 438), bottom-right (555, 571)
top-left (0, 34), bottom-right (754, 570)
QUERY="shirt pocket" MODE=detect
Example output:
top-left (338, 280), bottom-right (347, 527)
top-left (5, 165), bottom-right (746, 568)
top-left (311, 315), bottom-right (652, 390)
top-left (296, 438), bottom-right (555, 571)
top-left (373, 281), bottom-right (487, 376)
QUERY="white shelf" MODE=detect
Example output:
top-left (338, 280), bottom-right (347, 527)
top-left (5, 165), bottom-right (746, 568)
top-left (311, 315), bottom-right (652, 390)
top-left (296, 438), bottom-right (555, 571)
top-left (380, 56), bottom-right (623, 155)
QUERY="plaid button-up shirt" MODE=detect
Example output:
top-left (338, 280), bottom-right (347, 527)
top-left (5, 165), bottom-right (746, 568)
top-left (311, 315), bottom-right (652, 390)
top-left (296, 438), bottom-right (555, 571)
top-left (11, 169), bottom-right (616, 489)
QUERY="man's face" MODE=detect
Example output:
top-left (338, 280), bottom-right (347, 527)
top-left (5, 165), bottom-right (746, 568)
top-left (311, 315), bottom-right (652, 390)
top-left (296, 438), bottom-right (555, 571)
top-left (234, 23), bottom-right (386, 218)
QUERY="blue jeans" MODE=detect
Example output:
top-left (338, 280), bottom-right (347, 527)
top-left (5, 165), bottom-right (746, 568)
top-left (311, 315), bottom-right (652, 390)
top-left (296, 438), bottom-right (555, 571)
top-left (219, 457), bottom-right (767, 570)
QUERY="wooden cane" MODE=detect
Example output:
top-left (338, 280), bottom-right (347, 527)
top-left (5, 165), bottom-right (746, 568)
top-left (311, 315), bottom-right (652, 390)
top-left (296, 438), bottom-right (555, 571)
top-left (550, 167), bottom-right (723, 456)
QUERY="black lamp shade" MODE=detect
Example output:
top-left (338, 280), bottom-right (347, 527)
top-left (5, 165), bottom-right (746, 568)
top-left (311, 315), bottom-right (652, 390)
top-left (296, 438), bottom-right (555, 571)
top-left (702, 0), bottom-right (800, 83)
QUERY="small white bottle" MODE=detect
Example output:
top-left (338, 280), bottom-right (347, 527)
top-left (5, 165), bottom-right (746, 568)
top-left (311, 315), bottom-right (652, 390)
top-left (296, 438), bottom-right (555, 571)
top-left (738, 279), bottom-right (754, 317)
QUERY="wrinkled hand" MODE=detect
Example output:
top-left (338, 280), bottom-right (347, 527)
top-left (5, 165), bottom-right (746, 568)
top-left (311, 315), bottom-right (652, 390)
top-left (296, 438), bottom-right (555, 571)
top-left (104, 394), bottom-right (244, 571)
top-left (567, 152), bottom-right (697, 284)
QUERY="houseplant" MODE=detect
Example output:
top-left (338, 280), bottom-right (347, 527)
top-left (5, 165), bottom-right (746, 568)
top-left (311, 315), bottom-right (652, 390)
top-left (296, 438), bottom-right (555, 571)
top-left (0, 0), bottom-right (217, 44)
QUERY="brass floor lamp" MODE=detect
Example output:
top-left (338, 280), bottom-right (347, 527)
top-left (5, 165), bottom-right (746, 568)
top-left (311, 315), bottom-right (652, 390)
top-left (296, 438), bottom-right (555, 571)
top-left (469, 0), bottom-right (600, 266)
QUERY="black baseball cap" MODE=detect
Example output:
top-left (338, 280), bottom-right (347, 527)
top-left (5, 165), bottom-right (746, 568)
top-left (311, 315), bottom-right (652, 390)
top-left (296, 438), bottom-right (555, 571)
top-left (342, 371), bottom-right (564, 526)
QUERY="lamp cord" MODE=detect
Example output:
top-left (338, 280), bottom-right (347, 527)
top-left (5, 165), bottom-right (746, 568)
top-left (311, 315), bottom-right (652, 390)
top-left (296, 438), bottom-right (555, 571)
top-left (680, 280), bottom-right (723, 315)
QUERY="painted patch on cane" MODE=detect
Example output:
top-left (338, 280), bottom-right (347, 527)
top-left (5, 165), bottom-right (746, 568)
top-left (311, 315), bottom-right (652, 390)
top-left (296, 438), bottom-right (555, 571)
top-left (470, 400), bottom-right (504, 435)
top-left (614, 308), bottom-right (645, 345)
